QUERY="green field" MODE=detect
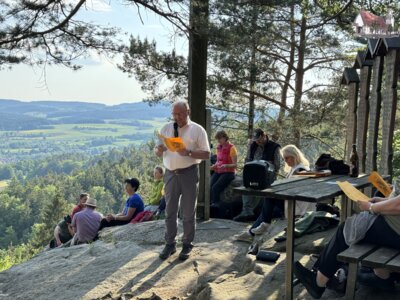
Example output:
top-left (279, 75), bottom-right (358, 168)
top-left (0, 118), bottom-right (167, 162)
top-left (0, 180), bottom-right (8, 191)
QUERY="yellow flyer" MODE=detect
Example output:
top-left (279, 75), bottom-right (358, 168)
top-left (368, 171), bottom-right (392, 197)
top-left (158, 133), bottom-right (186, 152)
top-left (336, 181), bottom-right (370, 202)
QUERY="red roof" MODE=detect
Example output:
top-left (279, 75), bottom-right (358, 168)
top-left (360, 10), bottom-right (387, 28)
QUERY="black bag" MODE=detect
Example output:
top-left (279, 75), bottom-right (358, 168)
top-left (243, 160), bottom-right (275, 190)
top-left (315, 153), bottom-right (350, 175)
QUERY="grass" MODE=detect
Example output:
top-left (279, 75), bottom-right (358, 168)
top-left (0, 180), bottom-right (8, 191)
top-left (0, 118), bottom-right (167, 161)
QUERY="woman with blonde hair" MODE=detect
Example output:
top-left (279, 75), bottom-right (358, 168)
top-left (281, 145), bottom-right (314, 217)
top-left (236, 144), bottom-right (314, 242)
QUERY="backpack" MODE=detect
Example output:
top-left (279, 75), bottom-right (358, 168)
top-left (315, 153), bottom-right (350, 175)
top-left (129, 211), bottom-right (154, 224)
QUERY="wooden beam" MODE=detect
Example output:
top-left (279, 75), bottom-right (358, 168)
top-left (357, 65), bottom-right (372, 173)
top-left (341, 68), bottom-right (359, 163)
top-left (366, 55), bottom-right (384, 173)
top-left (379, 46), bottom-right (400, 177)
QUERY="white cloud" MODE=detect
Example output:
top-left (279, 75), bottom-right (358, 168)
top-left (87, 0), bottom-right (112, 12)
top-left (66, 0), bottom-right (112, 13)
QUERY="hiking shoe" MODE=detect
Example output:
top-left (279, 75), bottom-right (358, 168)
top-left (233, 213), bottom-right (255, 222)
top-left (358, 271), bottom-right (395, 291)
top-left (274, 234), bottom-right (287, 242)
top-left (326, 276), bottom-right (346, 295)
top-left (234, 231), bottom-right (254, 243)
top-left (247, 242), bottom-right (259, 255)
top-left (178, 243), bottom-right (193, 261)
top-left (294, 261), bottom-right (325, 299)
top-left (159, 243), bottom-right (176, 260)
top-left (251, 222), bottom-right (270, 235)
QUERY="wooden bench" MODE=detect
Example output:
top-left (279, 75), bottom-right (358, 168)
top-left (337, 244), bottom-right (400, 299)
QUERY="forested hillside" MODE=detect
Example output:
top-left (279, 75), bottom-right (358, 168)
top-left (0, 142), bottom-right (162, 271)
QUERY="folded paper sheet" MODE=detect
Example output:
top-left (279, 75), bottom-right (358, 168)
top-left (368, 171), bottom-right (392, 197)
top-left (158, 134), bottom-right (186, 152)
top-left (336, 181), bottom-right (370, 202)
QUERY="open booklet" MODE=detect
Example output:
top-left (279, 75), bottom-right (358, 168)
top-left (337, 171), bottom-right (392, 202)
top-left (157, 133), bottom-right (186, 152)
top-left (336, 181), bottom-right (370, 202)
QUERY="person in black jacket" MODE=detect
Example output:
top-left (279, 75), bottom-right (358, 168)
top-left (233, 128), bottom-right (281, 222)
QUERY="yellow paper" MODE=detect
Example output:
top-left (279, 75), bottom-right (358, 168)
top-left (336, 181), bottom-right (370, 202)
top-left (368, 171), bottom-right (392, 197)
top-left (158, 133), bottom-right (186, 152)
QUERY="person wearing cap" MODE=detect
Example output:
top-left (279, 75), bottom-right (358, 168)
top-left (233, 128), bottom-right (281, 222)
top-left (50, 215), bottom-right (73, 248)
top-left (71, 197), bottom-right (103, 245)
top-left (71, 193), bottom-right (89, 219)
top-left (98, 177), bottom-right (144, 230)
top-left (154, 100), bottom-right (210, 261)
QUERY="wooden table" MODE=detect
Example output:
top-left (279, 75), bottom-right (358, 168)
top-left (234, 174), bottom-right (376, 300)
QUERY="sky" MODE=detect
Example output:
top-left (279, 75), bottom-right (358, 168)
top-left (0, 0), bottom-right (187, 105)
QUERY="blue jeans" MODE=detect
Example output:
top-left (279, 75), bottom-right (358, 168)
top-left (210, 172), bottom-right (235, 204)
top-left (250, 198), bottom-right (284, 232)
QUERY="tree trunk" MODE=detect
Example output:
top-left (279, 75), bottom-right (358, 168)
top-left (292, 15), bottom-right (306, 147)
top-left (276, 2), bottom-right (295, 138)
top-left (247, 7), bottom-right (258, 139)
top-left (188, 0), bottom-right (209, 219)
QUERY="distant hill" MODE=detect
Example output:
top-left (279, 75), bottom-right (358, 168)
top-left (0, 99), bottom-right (170, 130)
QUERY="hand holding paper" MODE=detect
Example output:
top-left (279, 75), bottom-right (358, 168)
top-left (158, 133), bottom-right (186, 152)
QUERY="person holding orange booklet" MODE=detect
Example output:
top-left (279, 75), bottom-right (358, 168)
top-left (294, 182), bottom-right (400, 298)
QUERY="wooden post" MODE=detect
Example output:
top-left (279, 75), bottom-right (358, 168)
top-left (378, 37), bottom-right (400, 178)
top-left (365, 39), bottom-right (384, 174)
top-left (354, 51), bottom-right (372, 173)
top-left (188, 0), bottom-right (209, 219)
top-left (341, 68), bottom-right (359, 162)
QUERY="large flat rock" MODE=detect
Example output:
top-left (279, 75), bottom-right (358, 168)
top-left (0, 219), bottom-right (399, 300)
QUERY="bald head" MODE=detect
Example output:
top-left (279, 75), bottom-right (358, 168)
top-left (172, 100), bottom-right (190, 127)
top-left (172, 100), bottom-right (190, 110)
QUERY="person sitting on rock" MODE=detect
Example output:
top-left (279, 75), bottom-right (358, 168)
top-left (235, 144), bottom-right (313, 242)
top-left (49, 215), bottom-right (74, 248)
top-left (294, 187), bottom-right (400, 298)
top-left (144, 166), bottom-right (165, 213)
top-left (71, 193), bottom-right (89, 219)
top-left (71, 197), bottom-right (103, 245)
top-left (210, 130), bottom-right (238, 207)
top-left (233, 129), bottom-right (281, 222)
top-left (99, 178), bottom-right (144, 230)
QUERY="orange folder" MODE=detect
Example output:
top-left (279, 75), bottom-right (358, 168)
top-left (158, 134), bottom-right (186, 152)
top-left (368, 171), bottom-right (392, 197)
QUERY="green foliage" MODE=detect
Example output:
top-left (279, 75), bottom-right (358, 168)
top-left (392, 130), bottom-right (400, 177)
top-left (0, 143), bottom-right (163, 254)
top-left (0, 0), bottom-right (122, 68)
top-left (0, 243), bottom-right (40, 272)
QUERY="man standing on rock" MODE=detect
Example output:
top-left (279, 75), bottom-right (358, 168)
top-left (155, 100), bottom-right (210, 260)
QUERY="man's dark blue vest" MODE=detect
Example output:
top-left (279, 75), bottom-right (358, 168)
top-left (248, 140), bottom-right (280, 162)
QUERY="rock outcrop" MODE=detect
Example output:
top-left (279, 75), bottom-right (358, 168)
top-left (0, 219), bottom-right (399, 300)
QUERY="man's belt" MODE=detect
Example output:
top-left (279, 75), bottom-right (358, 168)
top-left (168, 164), bottom-right (198, 174)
